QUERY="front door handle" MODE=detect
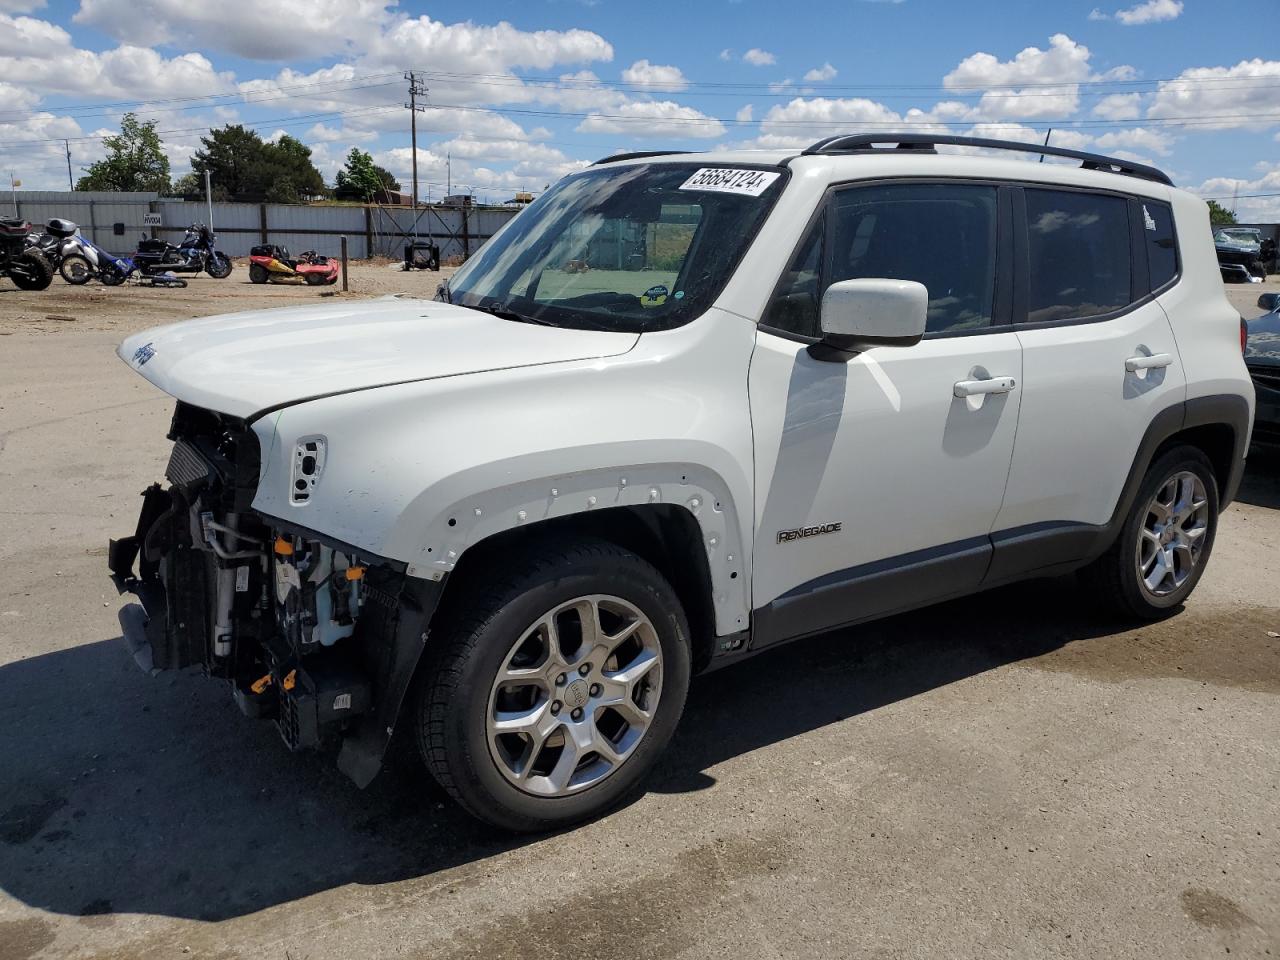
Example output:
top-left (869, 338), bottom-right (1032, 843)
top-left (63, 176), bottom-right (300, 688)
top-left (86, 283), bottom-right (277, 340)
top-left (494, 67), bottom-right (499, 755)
top-left (1125, 353), bottom-right (1174, 372)
top-left (954, 376), bottom-right (1017, 398)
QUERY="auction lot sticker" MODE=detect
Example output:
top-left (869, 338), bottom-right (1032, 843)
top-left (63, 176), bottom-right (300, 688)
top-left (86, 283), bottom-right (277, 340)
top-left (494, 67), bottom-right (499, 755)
top-left (679, 168), bottom-right (781, 197)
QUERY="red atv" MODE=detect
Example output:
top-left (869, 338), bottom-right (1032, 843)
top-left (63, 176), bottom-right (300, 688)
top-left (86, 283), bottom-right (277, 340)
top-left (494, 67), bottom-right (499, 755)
top-left (248, 244), bottom-right (339, 286)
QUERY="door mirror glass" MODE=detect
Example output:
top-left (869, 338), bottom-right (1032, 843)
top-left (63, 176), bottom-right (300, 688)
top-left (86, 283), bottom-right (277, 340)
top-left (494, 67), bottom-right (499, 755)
top-left (810, 278), bottom-right (928, 361)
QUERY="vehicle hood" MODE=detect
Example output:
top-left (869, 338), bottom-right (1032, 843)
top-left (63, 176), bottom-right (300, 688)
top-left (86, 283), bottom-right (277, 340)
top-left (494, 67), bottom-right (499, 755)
top-left (1216, 237), bottom-right (1260, 254)
top-left (117, 295), bottom-right (639, 420)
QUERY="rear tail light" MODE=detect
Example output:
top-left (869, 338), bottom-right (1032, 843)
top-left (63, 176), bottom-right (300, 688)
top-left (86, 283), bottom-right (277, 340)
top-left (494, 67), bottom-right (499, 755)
top-left (1241, 316), bottom-right (1249, 354)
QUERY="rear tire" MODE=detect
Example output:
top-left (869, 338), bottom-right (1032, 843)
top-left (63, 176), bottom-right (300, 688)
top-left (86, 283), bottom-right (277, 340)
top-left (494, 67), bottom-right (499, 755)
top-left (1080, 446), bottom-right (1219, 620)
top-left (417, 538), bottom-right (691, 832)
top-left (248, 262), bottom-right (269, 284)
top-left (59, 254), bottom-right (92, 285)
top-left (304, 272), bottom-right (326, 286)
top-left (10, 251), bottom-right (53, 290)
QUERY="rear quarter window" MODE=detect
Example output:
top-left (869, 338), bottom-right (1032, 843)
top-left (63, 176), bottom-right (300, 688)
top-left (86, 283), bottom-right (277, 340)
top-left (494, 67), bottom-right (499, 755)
top-left (1141, 200), bottom-right (1178, 291)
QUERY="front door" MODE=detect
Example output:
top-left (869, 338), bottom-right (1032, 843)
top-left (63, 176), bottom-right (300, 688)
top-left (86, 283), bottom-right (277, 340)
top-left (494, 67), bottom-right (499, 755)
top-left (749, 181), bottom-right (1022, 647)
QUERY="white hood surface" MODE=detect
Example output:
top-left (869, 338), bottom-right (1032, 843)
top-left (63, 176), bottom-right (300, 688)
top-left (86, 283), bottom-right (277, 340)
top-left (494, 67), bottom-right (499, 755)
top-left (117, 296), bottom-right (639, 419)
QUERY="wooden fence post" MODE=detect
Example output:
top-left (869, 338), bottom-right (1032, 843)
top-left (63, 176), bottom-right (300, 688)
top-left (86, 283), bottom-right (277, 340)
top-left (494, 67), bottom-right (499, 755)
top-left (364, 206), bottom-right (373, 259)
top-left (341, 236), bottom-right (349, 292)
top-left (259, 204), bottom-right (268, 245)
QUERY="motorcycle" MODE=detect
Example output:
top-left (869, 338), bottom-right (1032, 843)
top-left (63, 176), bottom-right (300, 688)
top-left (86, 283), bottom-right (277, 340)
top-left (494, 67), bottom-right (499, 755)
top-left (24, 218), bottom-right (80, 274)
top-left (132, 223), bottom-right (232, 279)
top-left (0, 217), bottom-right (54, 290)
top-left (248, 244), bottom-right (339, 285)
top-left (58, 235), bottom-right (136, 286)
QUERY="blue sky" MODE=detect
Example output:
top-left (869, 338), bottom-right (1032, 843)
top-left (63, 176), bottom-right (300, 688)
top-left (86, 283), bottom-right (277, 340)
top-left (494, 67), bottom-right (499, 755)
top-left (2, 0), bottom-right (1278, 217)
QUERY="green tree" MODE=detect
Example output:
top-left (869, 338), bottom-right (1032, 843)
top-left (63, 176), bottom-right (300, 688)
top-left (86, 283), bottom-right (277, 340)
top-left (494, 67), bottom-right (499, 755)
top-left (1207, 199), bottom-right (1237, 226)
top-left (335, 148), bottom-right (385, 201)
top-left (76, 113), bottom-right (171, 193)
top-left (374, 164), bottom-right (401, 193)
top-left (190, 126), bottom-right (324, 202)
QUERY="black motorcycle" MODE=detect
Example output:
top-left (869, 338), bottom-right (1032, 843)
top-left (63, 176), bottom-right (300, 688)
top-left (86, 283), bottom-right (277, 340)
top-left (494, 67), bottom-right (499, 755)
top-left (24, 218), bottom-right (80, 274)
top-left (0, 217), bottom-right (54, 290)
top-left (132, 223), bottom-right (232, 279)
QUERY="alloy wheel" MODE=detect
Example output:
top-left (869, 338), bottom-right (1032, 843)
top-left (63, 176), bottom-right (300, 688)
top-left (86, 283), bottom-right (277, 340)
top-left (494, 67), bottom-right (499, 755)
top-left (1135, 470), bottom-right (1209, 598)
top-left (486, 594), bottom-right (662, 797)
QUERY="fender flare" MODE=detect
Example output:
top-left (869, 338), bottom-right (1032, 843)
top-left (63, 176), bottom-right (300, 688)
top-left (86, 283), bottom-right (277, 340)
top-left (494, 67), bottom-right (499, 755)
top-left (398, 461), bottom-right (752, 638)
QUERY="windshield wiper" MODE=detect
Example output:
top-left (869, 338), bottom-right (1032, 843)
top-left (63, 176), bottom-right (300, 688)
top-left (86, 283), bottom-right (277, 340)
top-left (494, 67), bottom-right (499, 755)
top-left (471, 301), bottom-right (558, 327)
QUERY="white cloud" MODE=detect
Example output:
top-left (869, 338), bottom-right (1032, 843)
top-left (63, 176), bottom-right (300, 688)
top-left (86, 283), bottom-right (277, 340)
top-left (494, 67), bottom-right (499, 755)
top-left (1092, 126), bottom-right (1174, 156)
top-left (577, 100), bottom-right (726, 138)
top-left (1093, 92), bottom-right (1143, 119)
top-left (1087, 8), bottom-right (1109, 20)
top-left (743, 48), bottom-right (776, 67)
top-left (1189, 162), bottom-right (1280, 222)
top-left (735, 104), bottom-right (754, 123)
top-left (0, 12), bottom-right (68, 56)
top-left (0, 43), bottom-right (234, 100)
top-left (945, 34), bottom-right (1093, 89)
top-left (74, 0), bottom-right (389, 60)
top-left (803, 63), bottom-right (838, 83)
top-left (719, 48), bottom-right (732, 62)
top-left (0, 0), bottom-right (45, 10)
top-left (1115, 0), bottom-right (1183, 25)
top-left (1148, 58), bottom-right (1280, 130)
top-left (621, 59), bottom-right (687, 93)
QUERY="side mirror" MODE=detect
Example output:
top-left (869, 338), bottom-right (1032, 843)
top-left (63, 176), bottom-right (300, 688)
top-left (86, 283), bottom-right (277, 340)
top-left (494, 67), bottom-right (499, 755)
top-left (808, 278), bottom-right (928, 362)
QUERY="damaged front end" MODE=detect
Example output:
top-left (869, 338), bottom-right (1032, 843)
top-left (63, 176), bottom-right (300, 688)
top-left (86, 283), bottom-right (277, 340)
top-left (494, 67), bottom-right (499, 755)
top-left (109, 402), bottom-right (441, 787)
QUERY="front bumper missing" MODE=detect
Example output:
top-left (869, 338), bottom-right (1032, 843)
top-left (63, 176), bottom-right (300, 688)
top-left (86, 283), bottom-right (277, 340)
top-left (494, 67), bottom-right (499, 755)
top-left (109, 482), bottom-right (448, 788)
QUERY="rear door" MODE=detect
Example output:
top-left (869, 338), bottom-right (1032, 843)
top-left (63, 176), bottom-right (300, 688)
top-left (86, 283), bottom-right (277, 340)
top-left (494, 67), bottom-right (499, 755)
top-left (990, 186), bottom-right (1186, 575)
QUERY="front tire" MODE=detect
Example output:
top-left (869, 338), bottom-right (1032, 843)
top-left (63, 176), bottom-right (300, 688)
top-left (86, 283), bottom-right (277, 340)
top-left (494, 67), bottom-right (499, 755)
top-left (1081, 446), bottom-right (1219, 619)
top-left (206, 253), bottom-right (233, 279)
top-left (10, 251), bottom-right (53, 290)
top-left (418, 538), bottom-right (691, 832)
top-left (248, 262), bottom-right (269, 284)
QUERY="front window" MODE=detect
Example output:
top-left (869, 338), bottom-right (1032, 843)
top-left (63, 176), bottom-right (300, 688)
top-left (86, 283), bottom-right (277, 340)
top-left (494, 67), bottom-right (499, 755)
top-left (444, 163), bottom-right (787, 332)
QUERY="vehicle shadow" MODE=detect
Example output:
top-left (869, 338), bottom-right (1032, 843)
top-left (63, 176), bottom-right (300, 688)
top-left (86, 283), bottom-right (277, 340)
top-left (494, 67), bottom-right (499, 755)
top-left (1236, 447), bottom-right (1280, 509)
top-left (0, 575), bottom-right (1126, 922)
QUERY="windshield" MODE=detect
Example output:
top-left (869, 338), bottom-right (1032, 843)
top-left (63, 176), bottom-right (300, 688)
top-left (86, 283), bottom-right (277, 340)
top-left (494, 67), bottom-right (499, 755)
top-left (444, 162), bottom-right (787, 332)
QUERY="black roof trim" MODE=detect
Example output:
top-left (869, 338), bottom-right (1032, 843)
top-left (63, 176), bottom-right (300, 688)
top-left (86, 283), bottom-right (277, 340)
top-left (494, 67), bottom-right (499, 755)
top-left (592, 150), bottom-right (692, 165)
top-left (798, 134), bottom-right (1173, 186)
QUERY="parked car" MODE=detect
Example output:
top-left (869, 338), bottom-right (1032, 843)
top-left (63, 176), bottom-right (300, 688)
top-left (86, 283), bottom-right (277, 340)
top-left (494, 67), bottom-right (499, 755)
top-left (1215, 227), bottom-right (1267, 282)
top-left (1246, 299), bottom-right (1280, 447)
top-left (109, 135), bottom-right (1255, 832)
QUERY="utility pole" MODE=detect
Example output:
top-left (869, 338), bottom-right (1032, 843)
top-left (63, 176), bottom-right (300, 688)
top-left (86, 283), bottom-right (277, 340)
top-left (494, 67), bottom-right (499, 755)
top-left (65, 140), bottom-right (74, 190)
top-left (446, 153), bottom-right (451, 197)
top-left (1040, 128), bottom-right (1052, 162)
top-left (205, 170), bottom-right (214, 233)
top-left (405, 71), bottom-right (427, 236)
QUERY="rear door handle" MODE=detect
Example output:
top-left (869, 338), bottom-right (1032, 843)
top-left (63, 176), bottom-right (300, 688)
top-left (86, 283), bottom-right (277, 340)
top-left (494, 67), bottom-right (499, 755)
top-left (1125, 353), bottom-right (1174, 372)
top-left (954, 376), bottom-right (1017, 398)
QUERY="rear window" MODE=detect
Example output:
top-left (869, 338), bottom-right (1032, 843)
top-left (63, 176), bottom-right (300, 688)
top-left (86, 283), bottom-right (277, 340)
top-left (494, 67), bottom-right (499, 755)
top-left (1025, 189), bottom-right (1131, 323)
top-left (1141, 200), bottom-right (1178, 291)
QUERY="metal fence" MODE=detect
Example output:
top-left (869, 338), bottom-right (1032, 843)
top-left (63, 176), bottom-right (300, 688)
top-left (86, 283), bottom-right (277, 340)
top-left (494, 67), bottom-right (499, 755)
top-left (9, 191), bottom-right (521, 261)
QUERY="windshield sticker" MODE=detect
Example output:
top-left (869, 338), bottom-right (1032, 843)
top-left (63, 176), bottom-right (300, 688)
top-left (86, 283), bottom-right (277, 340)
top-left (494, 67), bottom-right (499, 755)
top-left (674, 290), bottom-right (685, 299)
top-left (1142, 205), bottom-right (1157, 231)
top-left (679, 168), bottom-right (781, 197)
top-left (642, 284), bottom-right (669, 306)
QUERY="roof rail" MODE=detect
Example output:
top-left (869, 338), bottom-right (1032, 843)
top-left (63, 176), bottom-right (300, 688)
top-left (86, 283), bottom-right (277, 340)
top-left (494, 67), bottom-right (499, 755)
top-left (800, 134), bottom-right (1173, 186)
top-left (593, 150), bottom-right (691, 165)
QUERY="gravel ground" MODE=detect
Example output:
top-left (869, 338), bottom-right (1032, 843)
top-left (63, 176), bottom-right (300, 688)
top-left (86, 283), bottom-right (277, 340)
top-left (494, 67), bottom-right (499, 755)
top-left (0, 268), bottom-right (1277, 960)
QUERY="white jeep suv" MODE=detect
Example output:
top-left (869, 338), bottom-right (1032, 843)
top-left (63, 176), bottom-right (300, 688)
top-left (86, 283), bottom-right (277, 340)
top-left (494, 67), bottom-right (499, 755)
top-left (111, 134), bottom-right (1255, 831)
